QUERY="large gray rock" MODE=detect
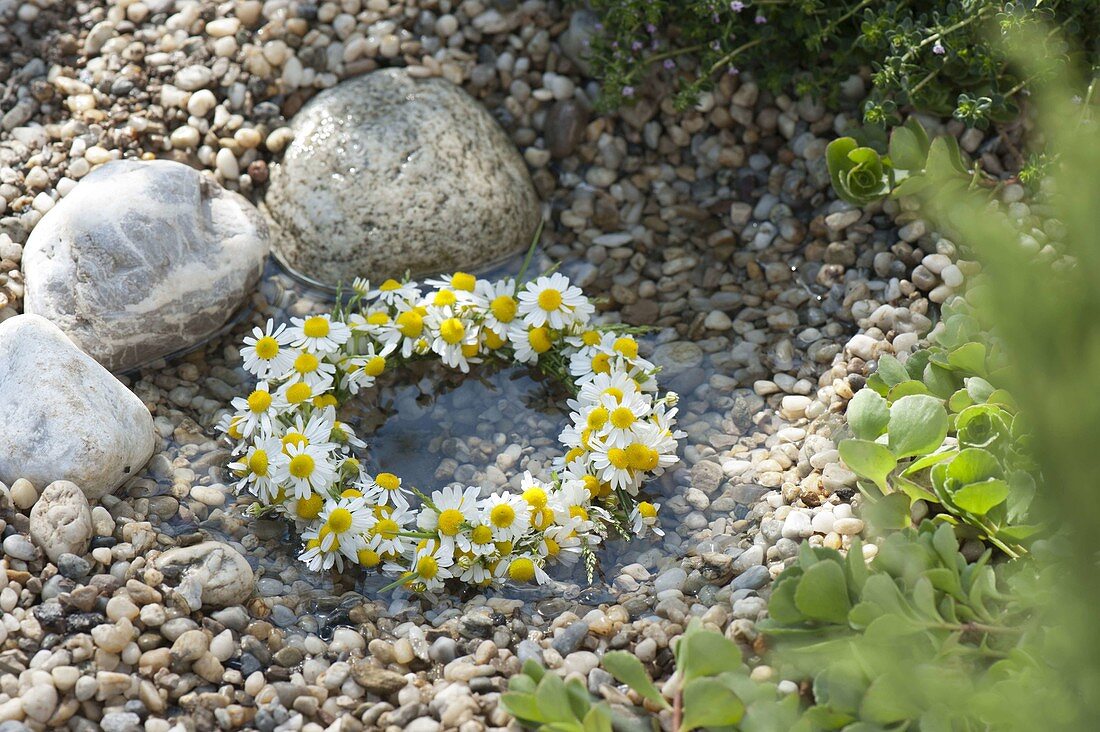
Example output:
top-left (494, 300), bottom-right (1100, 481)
top-left (154, 541), bottom-right (254, 610)
top-left (29, 480), bottom-right (93, 562)
top-left (0, 315), bottom-right (155, 499)
top-left (23, 159), bottom-right (268, 372)
top-left (264, 68), bottom-right (540, 286)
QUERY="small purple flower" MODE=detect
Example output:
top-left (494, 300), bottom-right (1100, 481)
top-left (663, 59), bottom-right (676, 70)
top-left (711, 40), bottom-right (722, 51)
top-left (712, 13), bottom-right (720, 23)
top-left (631, 40), bottom-right (643, 52)
top-left (623, 86), bottom-right (635, 98)
top-left (755, 14), bottom-right (767, 24)
top-left (728, 66), bottom-right (740, 75)
top-left (933, 41), bottom-right (946, 55)
top-left (730, 1), bottom-right (744, 11)
top-left (611, 41), bottom-right (619, 49)
top-left (595, 22), bottom-right (603, 31)
top-left (646, 23), bottom-right (657, 34)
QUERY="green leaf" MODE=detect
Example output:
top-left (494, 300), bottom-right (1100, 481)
top-left (509, 674), bottom-right (537, 694)
top-left (838, 439), bottom-right (897, 492)
top-left (565, 678), bottom-right (592, 720)
top-left (953, 479), bottom-right (1010, 515)
top-left (875, 354), bottom-right (909, 387)
top-left (602, 652), bottom-right (669, 709)
top-left (680, 678), bottom-right (745, 731)
top-left (677, 628), bottom-right (744, 681)
top-left (501, 692), bottom-right (544, 723)
top-left (827, 137), bottom-right (891, 205)
top-left (863, 492), bottom-right (911, 532)
top-left (902, 448), bottom-right (957, 476)
top-left (860, 670), bottom-right (925, 724)
top-left (581, 704), bottom-right (613, 732)
top-left (965, 376), bottom-right (996, 403)
top-left (947, 342), bottom-right (988, 376)
top-left (536, 674), bottom-right (579, 725)
top-left (794, 561), bottom-right (852, 624)
top-left (522, 659), bottom-right (547, 683)
top-left (847, 389), bottom-right (890, 440)
top-left (887, 395), bottom-right (949, 458)
top-left (946, 448), bottom-right (1003, 485)
top-left (888, 380), bottom-right (932, 400)
top-left (889, 121), bottom-right (929, 170)
top-left (768, 575), bottom-right (806, 625)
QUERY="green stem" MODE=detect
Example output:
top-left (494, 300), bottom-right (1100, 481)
top-left (514, 219), bottom-right (545, 294)
top-left (378, 572), bottom-right (416, 593)
top-left (707, 37), bottom-right (766, 76)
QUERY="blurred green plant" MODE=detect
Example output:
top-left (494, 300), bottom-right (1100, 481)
top-left (584, 0), bottom-right (1097, 121)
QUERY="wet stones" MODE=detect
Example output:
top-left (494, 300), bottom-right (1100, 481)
top-left (264, 68), bottom-right (540, 286)
top-left (22, 159), bottom-right (269, 372)
top-left (0, 315), bottom-right (155, 499)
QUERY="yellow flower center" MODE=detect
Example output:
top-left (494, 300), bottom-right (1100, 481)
top-left (495, 540), bottom-right (513, 554)
top-left (440, 318), bottom-right (465, 345)
top-left (254, 336), bottom-right (279, 360)
top-left (581, 330), bottom-right (601, 346)
top-left (288, 454), bottom-right (315, 479)
top-left (227, 418), bottom-right (243, 440)
top-left (363, 355), bottom-right (386, 376)
top-left (582, 475), bottom-right (601, 497)
top-left (608, 448), bottom-right (630, 470)
top-left (490, 294), bottom-right (518, 323)
top-left (248, 450), bottom-right (269, 477)
top-left (396, 310), bottom-right (424, 337)
top-left (294, 352), bottom-right (319, 374)
top-left (282, 431), bottom-right (308, 450)
top-left (297, 493), bottom-right (324, 519)
top-left (569, 505), bottom-right (589, 521)
top-left (471, 525), bottom-right (493, 545)
top-left (529, 327), bottom-right (552, 353)
top-left (306, 538), bottom-right (321, 551)
top-left (591, 353), bottom-right (611, 374)
top-left (367, 312), bottom-right (390, 326)
top-left (247, 389), bottom-right (272, 413)
top-left (603, 387), bottom-right (624, 401)
top-left (522, 487), bottom-right (547, 509)
top-left (544, 538), bottom-right (560, 556)
top-left (379, 279), bottom-right (401, 291)
top-left (357, 548), bottom-right (381, 567)
top-left (438, 508), bottom-right (465, 536)
top-left (451, 272), bottom-right (476, 291)
top-left (433, 290), bottom-right (457, 307)
top-left (565, 447), bottom-right (585, 464)
top-left (375, 473), bottom-right (401, 491)
top-left (537, 289), bottom-right (563, 311)
top-left (417, 555), bottom-right (439, 579)
top-left (313, 394), bottom-right (339, 408)
top-left (285, 382), bottom-right (311, 404)
top-left (327, 508), bottom-right (353, 533)
top-left (341, 488), bottom-right (363, 498)
top-left (613, 337), bottom-right (639, 359)
top-left (586, 406), bottom-right (609, 429)
top-left (611, 407), bottom-right (636, 429)
top-left (532, 507), bottom-right (554, 530)
top-left (302, 316), bottom-right (329, 338)
top-left (508, 557), bottom-right (535, 582)
top-left (638, 501), bottom-right (658, 519)
top-left (374, 518), bottom-right (399, 540)
top-left (484, 329), bottom-right (506, 350)
top-left (627, 443), bottom-right (660, 471)
top-left (490, 503), bottom-right (515, 528)
top-left (461, 343), bottom-right (480, 358)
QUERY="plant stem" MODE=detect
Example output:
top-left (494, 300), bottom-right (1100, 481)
top-left (707, 37), bottom-right (766, 76)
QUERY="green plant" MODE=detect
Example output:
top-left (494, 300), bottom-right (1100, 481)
top-left (501, 659), bottom-right (618, 732)
top-left (584, 0), bottom-right (1097, 121)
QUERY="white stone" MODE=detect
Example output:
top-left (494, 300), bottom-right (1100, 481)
top-left (23, 160), bottom-right (268, 372)
top-left (833, 518), bottom-right (865, 535)
top-left (781, 510), bottom-right (812, 539)
top-left (153, 541), bottom-right (254, 609)
top-left (11, 478), bottom-right (37, 510)
top-left (29, 480), bottom-right (93, 562)
top-left (264, 68), bottom-right (539, 286)
top-left (0, 315), bottom-right (154, 499)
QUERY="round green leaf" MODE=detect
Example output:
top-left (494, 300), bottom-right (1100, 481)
top-left (848, 389), bottom-right (890, 441)
top-left (680, 678), bottom-right (745, 731)
top-left (953, 479), bottom-right (1009, 515)
top-left (888, 395), bottom-right (949, 458)
top-left (839, 439), bottom-right (897, 491)
top-left (794, 560), bottom-right (852, 624)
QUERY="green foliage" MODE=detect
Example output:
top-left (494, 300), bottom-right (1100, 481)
top-left (501, 660), bottom-right (617, 732)
top-left (585, 0), bottom-right (1097, 121)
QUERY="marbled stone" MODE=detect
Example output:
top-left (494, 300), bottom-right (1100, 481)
top-left (23, 159), bottom-right (268, 372)
top-left (0, 315), bottom-right (155, 499)
top-left (264, 68), bottom-right (540, 286)
top-left (29, 481), bottom-right (93, 562)
top-left (153, 541), bottom-right (254, 609)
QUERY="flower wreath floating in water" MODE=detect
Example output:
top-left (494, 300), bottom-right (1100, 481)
top-left (219, 264), bottom-right (684, 592)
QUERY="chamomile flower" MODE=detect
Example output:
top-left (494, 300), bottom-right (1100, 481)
top-left (559, 459), bottom-right (610, 500)
top-left (339, 341), bottom-right (396, 394)
top-left (482, 492), bottom-right (530, 543)
top-left (575, 369), bottom-right (642, 405)
top-left (285, 491), bottom-right (327, 526)
top-left (425, 272), bottom-right (479, 301)
top-left (589, 433), bottom-right (641, 492)
top-left (230, 381), bottom-right (276, 437)
top-left (241, 319), bottom-right (296, 378)
top-left (284, 349), bottom-right (337, 390)
top-left (228, 435), bottom-right (281, 501)
top-left (630, 501), bottom-right (664, 538)
top-left (417, 485), bottom-right (481, 541)
top-left (458, 560), bottom-right (495, 586)
top-left (316, 496), bottom-right (371, 554)
top-left (550, 481), bottom-right (597, 533)
top-left (425, 309), bottom-right (478, 372)
top-left (541, 521), bottom-right (584, 565)
top-left (273, 379), bottom-right (330, 411)
top-left (455, 520), bottom-right (498, 557)
top-left (273, 442), bottom-right (336, 498)
top-left (517, 273), bottom-right (594, 329)
top-left (508, 323), bottom-right (554, 364)
top-left (276, 407), bottom-right (337, 455)
top-left (380, 306), bottom-right (430, 358)
top-left (598, 389), bottom-right (652, 448)
top-left (496, 553), bottom-right (550, 584)
top-left (395, 541), bottom-right (454, 591)
top-left (476, 278), bottom-right (520, 333)
top-left (369, 278), bottom-right (421, 307)
top-left (366, 500), bottom-right (415, 556)
top-left (360, 471), bottom-right (411, 505)
top-left (287, 314), bottom-right (351, 354)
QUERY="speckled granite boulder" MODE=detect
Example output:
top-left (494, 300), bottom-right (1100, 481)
top-left (0, 315), bottom-right (155, 499)
top-left (23, 159), bottom-right (268, 372)
top-left (264, 68), bottom-right (540, 286)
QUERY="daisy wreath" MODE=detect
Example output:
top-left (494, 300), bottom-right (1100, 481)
top-left (219, 267), bottom-right (684, 592)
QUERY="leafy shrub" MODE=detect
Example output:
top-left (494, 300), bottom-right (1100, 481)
top-left (585, 0), bottom-right (1097, 123)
